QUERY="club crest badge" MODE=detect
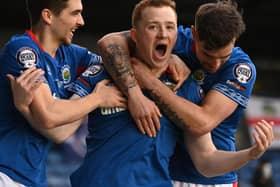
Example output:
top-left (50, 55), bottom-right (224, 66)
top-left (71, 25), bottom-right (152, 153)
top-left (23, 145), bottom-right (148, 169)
top-left (16, 47), bottom-right (38, 68)
top-left (192, 69), bottom-right (205, 85)
top-left (61, 65), bottom-right (71, 84)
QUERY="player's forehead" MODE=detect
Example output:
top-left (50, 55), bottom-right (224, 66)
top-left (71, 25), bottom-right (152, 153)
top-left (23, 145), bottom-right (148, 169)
top-left (140, 6), bottom-right (177, 24)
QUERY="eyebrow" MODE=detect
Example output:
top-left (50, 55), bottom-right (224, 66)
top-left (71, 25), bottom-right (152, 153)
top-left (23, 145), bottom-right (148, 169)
top-left (147, 21), bottom-right (176, 25)
top-left (203, 51), bottom-right (232, 59)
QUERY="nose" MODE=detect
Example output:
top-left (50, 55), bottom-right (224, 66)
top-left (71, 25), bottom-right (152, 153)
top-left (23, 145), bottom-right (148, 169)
top-left (158, 26), bottom-right (168, 38)
top-left (208, 59), bottom-right (223, 71)
top-left (205, 59), bottom-right (223, 72)
top-left (78, 14), bottom-right (85, 26)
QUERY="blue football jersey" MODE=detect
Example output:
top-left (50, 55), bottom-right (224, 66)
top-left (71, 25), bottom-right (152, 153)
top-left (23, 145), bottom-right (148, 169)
top-left (169, 26), bottom-right (257, 184)
top-left (0, 30), bottom-right (101, 187)
top-left (68, 64), bottom-right (203, 187)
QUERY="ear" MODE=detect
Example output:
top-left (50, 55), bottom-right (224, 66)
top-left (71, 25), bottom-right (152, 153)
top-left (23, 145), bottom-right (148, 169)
top-left (130, 28), bottom-right (137, 44)
top-left (41, 8), bottom-right (52, 24)
top-left (191, 25), bottom-right (196, 40)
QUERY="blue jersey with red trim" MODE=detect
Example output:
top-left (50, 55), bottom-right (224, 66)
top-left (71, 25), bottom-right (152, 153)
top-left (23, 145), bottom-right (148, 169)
top-left (0, 31), bottom-right (101, 187)
top-left (68, 64), bottom-right (203, 187)
top-left (169, 25), bottom-right (257, 184)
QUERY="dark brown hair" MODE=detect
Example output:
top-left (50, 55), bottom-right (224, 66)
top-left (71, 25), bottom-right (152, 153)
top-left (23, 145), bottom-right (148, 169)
top-left (25, 0), bottom-right (69, 27)
top-left (195, 0), bottom-right (246, 50)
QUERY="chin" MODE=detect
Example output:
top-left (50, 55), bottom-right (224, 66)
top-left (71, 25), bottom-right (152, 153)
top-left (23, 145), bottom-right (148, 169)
top-left (63, 40), bottom-right (71, 46)
top-left (207, 69), bottom-right (217, 74)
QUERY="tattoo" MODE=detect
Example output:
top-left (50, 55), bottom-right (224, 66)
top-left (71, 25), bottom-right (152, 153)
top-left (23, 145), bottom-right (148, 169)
top-left (146, 88), bottom-right (189, 130)
top-left (99, 44), bottom-right (136, 94)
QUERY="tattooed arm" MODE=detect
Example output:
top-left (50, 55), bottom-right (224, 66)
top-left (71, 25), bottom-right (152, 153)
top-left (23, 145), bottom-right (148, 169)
top-left (131, 58), bottom-right (238, 136)
top-left (98, 31), bottom-right (137, 93)
top-left (98, 31), bottom-right (161, 137)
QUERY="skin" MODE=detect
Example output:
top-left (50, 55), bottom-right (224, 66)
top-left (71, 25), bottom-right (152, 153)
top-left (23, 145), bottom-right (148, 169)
top-left (115, 25), bottom-right (240, 137)
top-left (131, 6), bottom-right (177, 74)
top-left (131, 56), bottom-right (238, 135)
top-left (125, 6), bottom-right (178, 136)
top-left (37, 0), bottom-right (85, 56)
top-left (98, 26), bottom-right (240, 137)
top-left (27, 0), bottom-right (126, 129)
top-left (191, 26), bottom-right (236, 74)
top-left (95, 0), bottom-right (274, 178)
top-left (98, 33), bottom-right (190, 138)
top-left (7, 68), bottom-right (126, 143)
top-left (10, 2), bottom-right (274, 178)
top-left (6, 0), bottom-right (127, 143)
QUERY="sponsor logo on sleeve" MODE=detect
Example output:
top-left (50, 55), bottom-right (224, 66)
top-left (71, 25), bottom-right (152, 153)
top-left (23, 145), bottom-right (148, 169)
top-left (16, 47), bottom-right (38, 68)
top-left (233, 63), bottom-right (252, 84)
top-left (226, 80), bottom-right (246, 91)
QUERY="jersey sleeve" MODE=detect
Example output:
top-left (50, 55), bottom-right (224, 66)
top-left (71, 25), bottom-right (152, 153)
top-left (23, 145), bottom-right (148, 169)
top-left (0, 37), bottom-right (48, 84)
top-left (173, 25), bottom-right (193, 56)
top-left (70, 44), bottom-right (102, 67)
top-left (67, 64), bottom-right (110, 97)
top-left (213, 61), bottom-right (256, 108)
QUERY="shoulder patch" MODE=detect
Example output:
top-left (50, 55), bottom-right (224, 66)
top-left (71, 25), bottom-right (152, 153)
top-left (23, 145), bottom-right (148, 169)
top-left (16, 47), bottom-right (38, 68)
top-left (233, 63), bottom-right (252, 84)
top-left (82, 65), bottom-right (103, 77)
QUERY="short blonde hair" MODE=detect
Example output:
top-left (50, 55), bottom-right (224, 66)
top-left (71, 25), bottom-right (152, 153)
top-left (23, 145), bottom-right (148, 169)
top-left (131, 0), bottom-right (176, 28)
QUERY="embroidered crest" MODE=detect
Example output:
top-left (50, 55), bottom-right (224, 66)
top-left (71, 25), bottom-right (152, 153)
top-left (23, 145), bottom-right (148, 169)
top-left (16, 47), bottom-right (37, 68)
top-left (234, 63), bottom-right (252, 84)
top-left (61, 65), bottom-right (71, 84)
top-left (82, 65), bottom-right (103, 77)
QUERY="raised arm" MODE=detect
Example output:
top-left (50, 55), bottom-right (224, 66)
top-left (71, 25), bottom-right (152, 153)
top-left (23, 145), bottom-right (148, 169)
top-left (98, 31), bottom-right (161, 137)
top-left (98, 31), bottom-right (136, 94)
top-left (186, 120), bottom-right (274, 177)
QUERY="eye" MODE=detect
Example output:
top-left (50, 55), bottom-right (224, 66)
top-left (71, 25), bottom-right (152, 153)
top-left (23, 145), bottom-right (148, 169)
top-left (148, 24), bottom-right (158, 31)
top-left (166, 25), bottom-right (175, 31)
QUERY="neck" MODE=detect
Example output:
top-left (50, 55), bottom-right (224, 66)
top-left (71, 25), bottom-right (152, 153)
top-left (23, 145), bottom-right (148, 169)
top-left (32, 26), bottom-right (59, 57)
top-left (135, 53), bottom-right (169, 78)
top-left (150, 63), bottom-right (169, 78)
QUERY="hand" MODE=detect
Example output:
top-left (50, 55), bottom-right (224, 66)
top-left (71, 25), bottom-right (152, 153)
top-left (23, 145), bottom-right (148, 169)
top-left (167, 54), bottom-right (191, 91)
top-left (127, 86), bottom-right (161, 138)
top-left (6, 67), bottom-right (45, 113)
top-left (94, 79), bottom-right (127, 108)
top-left (129, 58), bottom-right (162, 137)
top-left (248, 120), bottom-right (274, 160)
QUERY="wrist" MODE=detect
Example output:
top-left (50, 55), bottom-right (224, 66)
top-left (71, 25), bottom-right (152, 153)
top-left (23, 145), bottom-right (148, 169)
top-left (89, 92), bottom-right (102, 108)
top-left (17, 105), bottom-right (31, 116)
top-left (127, 84), bottom-right (143, 99)
top-left (247, 148), bottom-right (258, 161)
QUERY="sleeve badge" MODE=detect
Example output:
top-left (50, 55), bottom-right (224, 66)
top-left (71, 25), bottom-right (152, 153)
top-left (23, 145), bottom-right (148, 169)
top-left (16, 47), bottom-right (38, 68)
top-left (233, 63), bottom-right (252, 84)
